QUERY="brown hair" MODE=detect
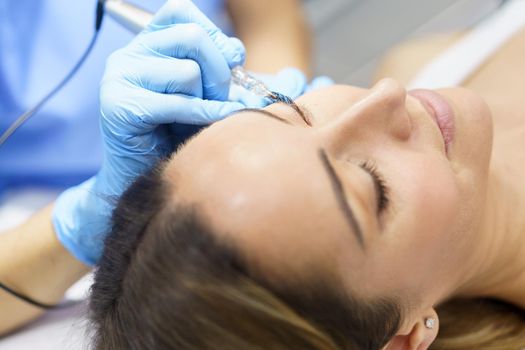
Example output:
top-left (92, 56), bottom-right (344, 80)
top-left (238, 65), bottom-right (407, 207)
top-left (89, 163), bottom-right (401, 350)
top-left (431, 298), bottom-right (525, 350)
top-left (89, 163), bottom-right (525, 350)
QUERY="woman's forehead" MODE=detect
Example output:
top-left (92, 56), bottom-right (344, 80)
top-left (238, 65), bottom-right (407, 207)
top-left (163, 116), bottom-right (364, 278)
top-left (168, 116), bottom-right (322, 207)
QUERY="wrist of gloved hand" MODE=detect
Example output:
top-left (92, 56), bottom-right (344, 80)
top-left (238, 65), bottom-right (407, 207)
top-left (52, 175), bottom-right (114, 266)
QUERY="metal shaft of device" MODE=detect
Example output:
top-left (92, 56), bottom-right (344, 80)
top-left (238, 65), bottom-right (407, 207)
top-left (104, 0), bottom-right (153, 34)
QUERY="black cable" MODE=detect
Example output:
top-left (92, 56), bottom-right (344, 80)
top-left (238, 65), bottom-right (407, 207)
top-left (0, 33), bottom-right (99, 147)
top-left (96, 0), bottom-right (107, 31)
top-left (0, 282), bottom-right (62, 310)
top-left (0, 1), bottom-right (108, 310)
top-left (0, 0), bottom-right (107, 147)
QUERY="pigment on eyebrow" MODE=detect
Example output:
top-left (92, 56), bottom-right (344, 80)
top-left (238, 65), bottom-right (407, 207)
top-left (267, 93), bottom-right (312, 126)
top-left (318, 149), bottom-right (365, 249)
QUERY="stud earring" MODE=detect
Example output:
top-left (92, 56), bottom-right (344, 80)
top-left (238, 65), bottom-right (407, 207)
top-left (425, 317), bottom-right (436, 329)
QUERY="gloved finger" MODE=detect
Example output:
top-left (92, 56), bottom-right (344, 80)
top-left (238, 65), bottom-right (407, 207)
top-left (133, 88), bottom-right (246, 126)
top-left (127, 56), bottom-right (203, 97)
top-left (137, 23), bottom-right (231, 100)
top-left (306, 75), bottom-right (335, 92)
top-left (146, 0), bottom-right (245, 68)
top-left (270, 67), bottom-right (308, 98)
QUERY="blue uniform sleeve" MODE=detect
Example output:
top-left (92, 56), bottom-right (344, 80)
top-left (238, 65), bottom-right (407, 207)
top-left (0, 0), bottom-right (228, 192)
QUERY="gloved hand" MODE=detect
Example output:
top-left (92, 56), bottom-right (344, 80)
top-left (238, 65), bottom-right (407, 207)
top-left (229, 68), bottom-right (335, 108)
top-left (53, 0), bottom-right (245, 265)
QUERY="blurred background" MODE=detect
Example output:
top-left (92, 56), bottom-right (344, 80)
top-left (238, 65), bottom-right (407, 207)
top-left (304, 0), bottom-right (503, 86)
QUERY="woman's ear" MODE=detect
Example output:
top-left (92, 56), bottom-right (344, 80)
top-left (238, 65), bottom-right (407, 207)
top-left (382, 308), bottom-right (439, 350)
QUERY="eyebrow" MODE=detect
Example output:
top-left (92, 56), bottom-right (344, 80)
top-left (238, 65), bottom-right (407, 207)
top-left (235, 104), bottom-right (312, 126)
top-left (237, 108), bottom-right (292, 124)
top-left (318, 149), bottom-right (365, 249)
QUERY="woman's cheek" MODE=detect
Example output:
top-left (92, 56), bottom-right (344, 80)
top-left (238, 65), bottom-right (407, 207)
top-left (408, 165), bottom-right (463, 271)
top-left (379, 165), bottom-right (461, 292)
top-left (393, 157), bottom-right (461, 247)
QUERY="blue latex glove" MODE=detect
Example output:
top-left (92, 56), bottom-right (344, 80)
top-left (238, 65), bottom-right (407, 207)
top-left (306, 75), bottom-right (335, 92)
top-left (53, 0), bottom-right (246, 265)
top-left (229, 68), bottom-right (334, 108)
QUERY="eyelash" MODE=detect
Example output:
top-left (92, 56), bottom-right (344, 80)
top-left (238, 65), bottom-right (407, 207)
top-left (359, 160), bottom-right (390, 214)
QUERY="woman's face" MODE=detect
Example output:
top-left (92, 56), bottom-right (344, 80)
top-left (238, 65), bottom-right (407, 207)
top-left (167, 79), bottom-right (493, 307)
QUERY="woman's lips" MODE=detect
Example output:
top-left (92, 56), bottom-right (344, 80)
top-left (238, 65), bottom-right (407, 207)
top-left (408, 89), bottom-right (455, 154)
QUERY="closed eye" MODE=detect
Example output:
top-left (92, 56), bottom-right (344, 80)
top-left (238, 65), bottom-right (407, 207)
top-left (359, 160), bottom-right (390, 214)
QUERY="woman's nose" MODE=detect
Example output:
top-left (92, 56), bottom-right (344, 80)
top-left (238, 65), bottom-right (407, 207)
top-left (319, 78), bottom-right (412, 152)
